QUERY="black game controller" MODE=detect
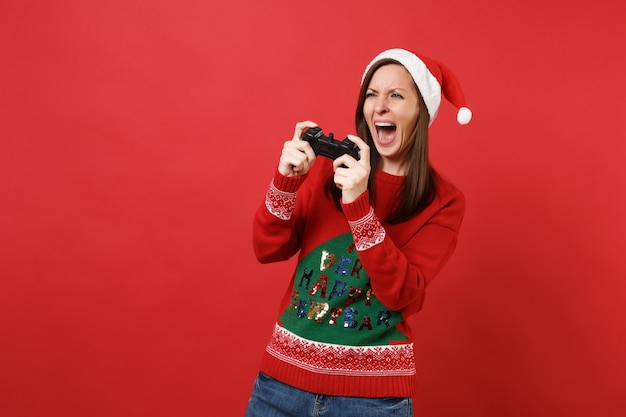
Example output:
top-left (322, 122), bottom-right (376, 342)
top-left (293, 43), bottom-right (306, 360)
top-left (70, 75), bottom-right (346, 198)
top-left (302, 127), bottom-right (360, 161)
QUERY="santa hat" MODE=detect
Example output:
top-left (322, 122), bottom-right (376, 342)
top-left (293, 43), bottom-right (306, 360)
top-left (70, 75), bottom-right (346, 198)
top-left (362, 48), bottom-right (472, 126)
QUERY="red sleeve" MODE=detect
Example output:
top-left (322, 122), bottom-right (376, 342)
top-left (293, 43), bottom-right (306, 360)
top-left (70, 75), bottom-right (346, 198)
top-left (252, 169), bottom-right (307, 263)
top-left (341, 183), bottom-right (465, 315)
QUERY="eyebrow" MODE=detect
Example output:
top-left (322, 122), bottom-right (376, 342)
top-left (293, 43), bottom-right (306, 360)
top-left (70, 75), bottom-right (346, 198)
top-left (366, 87), bottom-right (410, 93)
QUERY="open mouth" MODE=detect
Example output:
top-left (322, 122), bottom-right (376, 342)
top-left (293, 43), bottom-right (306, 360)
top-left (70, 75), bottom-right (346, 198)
top-left (375, 122), bottom-right (397, 145)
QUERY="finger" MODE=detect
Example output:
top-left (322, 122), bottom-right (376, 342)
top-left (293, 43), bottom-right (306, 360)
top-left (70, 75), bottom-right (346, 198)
top-left (333, 155), bottom-right (354, 171)
top-left (282, 142), bottom-right (315, 175)
top-left (284, 139), bottom-right (311, 159)
top-left (299, 141), bottom-right (317, 162)
top-left (291, 159), bottom-right (310, 175)
top-left (282, 156), bottom-right (309, 176)
top-left (346, 134), bottom-right (370, 164)
top-left (333, 171), bottom-right (346, 189)
top-left (293, 120), bottom-right (318, 141)
top-left (285, 131), bottom-right (317, 165)
top-left (285, 147), bottom-right (309, 167)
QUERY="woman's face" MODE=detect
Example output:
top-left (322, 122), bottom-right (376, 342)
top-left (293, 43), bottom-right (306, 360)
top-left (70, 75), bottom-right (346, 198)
top-left (363, 64), bottom-right (420, 175)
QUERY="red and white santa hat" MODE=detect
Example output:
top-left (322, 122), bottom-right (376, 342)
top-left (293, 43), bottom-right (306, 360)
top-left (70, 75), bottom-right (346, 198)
top-left (362, 48), bottom-right (472, 126)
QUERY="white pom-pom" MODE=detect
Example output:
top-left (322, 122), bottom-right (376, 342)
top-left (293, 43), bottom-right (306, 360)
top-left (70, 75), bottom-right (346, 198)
top-left (457, 107), bottom-right (472, 125)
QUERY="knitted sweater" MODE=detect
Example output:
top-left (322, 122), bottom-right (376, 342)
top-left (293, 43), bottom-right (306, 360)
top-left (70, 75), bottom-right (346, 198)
top-left (253, 157), bottom-right (465, 398)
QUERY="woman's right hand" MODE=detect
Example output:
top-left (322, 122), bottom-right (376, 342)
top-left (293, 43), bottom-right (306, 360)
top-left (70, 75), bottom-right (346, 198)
top-left (277, 121), bottom-right (318, 177)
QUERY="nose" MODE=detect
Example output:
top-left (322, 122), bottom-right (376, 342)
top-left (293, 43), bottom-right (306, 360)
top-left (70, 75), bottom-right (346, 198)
top-left (374, 96), bottom-right (388, 114)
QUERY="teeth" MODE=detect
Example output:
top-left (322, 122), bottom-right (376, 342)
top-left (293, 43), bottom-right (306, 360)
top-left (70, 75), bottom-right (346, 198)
top-left (375, 122), bottom-right (395, 127)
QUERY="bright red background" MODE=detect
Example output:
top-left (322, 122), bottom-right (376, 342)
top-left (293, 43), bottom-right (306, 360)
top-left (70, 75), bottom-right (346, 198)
top-left (1, 1), bottom-right (625, 416)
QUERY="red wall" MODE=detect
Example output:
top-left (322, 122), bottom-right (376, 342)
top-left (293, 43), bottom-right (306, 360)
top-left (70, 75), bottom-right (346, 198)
top-left (1, 1), bottom-right (625, 416)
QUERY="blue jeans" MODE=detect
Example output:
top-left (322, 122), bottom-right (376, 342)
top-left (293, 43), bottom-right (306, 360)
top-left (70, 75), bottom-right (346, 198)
top-left (244, 373), bottom-right (413, 417)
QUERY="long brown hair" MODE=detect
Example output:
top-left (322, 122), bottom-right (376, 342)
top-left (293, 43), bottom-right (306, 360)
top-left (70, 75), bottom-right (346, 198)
top-left (328, 58), bottom-right (436, 224)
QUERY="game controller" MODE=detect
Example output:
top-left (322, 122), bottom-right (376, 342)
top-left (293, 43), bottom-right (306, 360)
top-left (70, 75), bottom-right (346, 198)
top-left (301, 127), bottom-right (360, 161)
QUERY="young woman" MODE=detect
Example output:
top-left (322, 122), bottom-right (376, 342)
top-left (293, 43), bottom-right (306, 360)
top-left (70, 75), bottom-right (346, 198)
top-left (245, 48), bottom-right (472, 417)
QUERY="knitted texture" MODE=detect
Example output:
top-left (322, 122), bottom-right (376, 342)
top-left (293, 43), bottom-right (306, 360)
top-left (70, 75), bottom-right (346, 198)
top-left (253, 158), bottom-right (465, 397)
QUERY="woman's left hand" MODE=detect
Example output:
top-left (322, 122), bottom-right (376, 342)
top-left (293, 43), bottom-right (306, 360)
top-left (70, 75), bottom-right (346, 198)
top-left (332, 135), bottom-right (370, 204)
